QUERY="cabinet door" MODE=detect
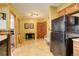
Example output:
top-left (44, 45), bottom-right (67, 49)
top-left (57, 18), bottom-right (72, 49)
top-left (66, 4), bottom-right (76, 14)
top-left (58, 9), bottom-right (66, 16)
top-left (73, 41), bottom-right (79, 56)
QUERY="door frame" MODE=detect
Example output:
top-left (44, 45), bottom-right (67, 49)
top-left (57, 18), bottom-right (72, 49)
top-left (17, 18), bottom-right (21, 45)
top-left (10, 10), bottom-right (17, 48)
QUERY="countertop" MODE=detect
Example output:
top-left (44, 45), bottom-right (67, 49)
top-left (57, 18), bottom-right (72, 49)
top-left (72, 38), bottom-right (79, 42)
top-left (0, 29), bottom-right (10, 32)
top-left (67, 32), bottom-right (79, 38)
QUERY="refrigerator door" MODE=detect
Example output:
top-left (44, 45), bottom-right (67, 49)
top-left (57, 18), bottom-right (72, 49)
top-left (51, 16), bottom-right (67, 56)
top-left (58, 32), bottom-right (66, 55)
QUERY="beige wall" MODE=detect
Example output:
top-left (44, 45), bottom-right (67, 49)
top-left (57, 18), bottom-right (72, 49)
top-left (44, 17), bottom-right (50, 35)
top-left (21, 18), bottom-right (36, 40)
top-left (49, 6), bottom-right (59, 20)
top-left (48, 6), bottom-right (59, 30)
top-left (0, 5), bottom-right (10, 30)
top-left (20, 18), bottom-right (48, 40)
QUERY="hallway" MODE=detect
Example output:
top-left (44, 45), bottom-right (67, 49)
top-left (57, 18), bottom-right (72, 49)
top-left (12, 40), bottom-right (53, 56)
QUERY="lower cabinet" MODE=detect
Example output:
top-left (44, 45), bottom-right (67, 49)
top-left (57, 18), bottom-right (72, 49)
top-left (73, 40), bottom-right (79, 56)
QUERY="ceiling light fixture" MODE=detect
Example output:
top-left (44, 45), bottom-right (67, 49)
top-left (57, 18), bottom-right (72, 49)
top-left (28, 11), bottom-right (41, 18)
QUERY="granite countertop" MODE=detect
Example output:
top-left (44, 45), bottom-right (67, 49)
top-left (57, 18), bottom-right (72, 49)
top-left (0, 30), bottom-right (12, 35)
top-left (0, 29), bottom-right (10, 32)
top-left (72, 38), bottom-right (79, 42)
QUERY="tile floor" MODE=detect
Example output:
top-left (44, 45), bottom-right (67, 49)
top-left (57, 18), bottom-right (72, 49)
top-left (12, 39), bottom-right (53, 56)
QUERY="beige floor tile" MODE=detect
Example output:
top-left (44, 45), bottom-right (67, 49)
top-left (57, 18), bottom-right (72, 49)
top-left (12, 39), bottom-right (53, 56)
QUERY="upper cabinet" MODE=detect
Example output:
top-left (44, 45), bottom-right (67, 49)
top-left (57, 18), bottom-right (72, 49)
top-left (65, 4), bottom-right (76, 14)
top-left (58, 9), bottom-right (66, 16)
top-left (58, 4), bottom-right (79, 16)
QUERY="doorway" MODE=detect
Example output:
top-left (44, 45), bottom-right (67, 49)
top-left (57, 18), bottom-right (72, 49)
top-left (37, 21), bottom-right (47, 39)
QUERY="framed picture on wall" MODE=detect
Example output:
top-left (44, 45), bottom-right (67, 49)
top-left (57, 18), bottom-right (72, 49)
top-left (0, 13), bottom-right (6, 20)
top-left (30, 23), bottom-right (34, 29)
top-left (24, 23), bottom-right (29, 29)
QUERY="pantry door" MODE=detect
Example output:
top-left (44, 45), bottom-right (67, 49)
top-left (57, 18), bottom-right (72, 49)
top-left (37, 22), bottom-right (47, 39)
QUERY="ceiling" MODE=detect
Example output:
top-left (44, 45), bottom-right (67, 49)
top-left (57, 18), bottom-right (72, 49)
top-left (12, 3), bottom-right (64, 18)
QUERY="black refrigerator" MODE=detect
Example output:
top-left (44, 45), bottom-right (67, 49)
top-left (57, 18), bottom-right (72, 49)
top-left (50, 15), bottom-right (74, 56)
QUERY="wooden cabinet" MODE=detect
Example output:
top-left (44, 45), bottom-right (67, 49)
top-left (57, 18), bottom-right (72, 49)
top-left (58, 9), bottom-right (66, 16)
top-left (75, 4), bottom-right (79, 10)
top-left (58, 3), bottom-right (79, 16)
top-left (65, 4), bottom-right (76, 14)
top-left (73, 39), bottom-right (79, 56)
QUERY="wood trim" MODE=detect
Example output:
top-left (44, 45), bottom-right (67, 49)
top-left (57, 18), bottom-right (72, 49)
top-left (7, 33), bottom-right (11, 56)
top-left (58, 4), bottom-right (73, 15)
top-left (65, 3), bottom-right (77, 14)
top-left (10, 11), bottom-right (19, 48)
top-left (58, 9), bottom-right (66, 16)
top-left (9, 9), bottom-right (16, 18)
top-left (8, 4), bottom-right (21, 18)
top-left (66, 4), bottom-right (79, 16)
top-left (76, 3), bottom-right (79, 9)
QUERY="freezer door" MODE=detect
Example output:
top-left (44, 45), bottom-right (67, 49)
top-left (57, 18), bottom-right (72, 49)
top-left (51, 32), bottom-right (66, 56)
top-left (58, 32), bottom-right (66, 56)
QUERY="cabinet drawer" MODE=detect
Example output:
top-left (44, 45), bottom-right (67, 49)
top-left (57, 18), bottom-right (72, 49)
top-left (73, 47), bottom-right (79, 56)
top-left (73, 52), bottom-right (79, 56)
top-left (73, 45), bottom-right (79, 56)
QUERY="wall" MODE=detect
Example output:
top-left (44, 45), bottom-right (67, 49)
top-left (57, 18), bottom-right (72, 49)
top-left (22, 18), bottom-right (36, 40)
top-left (44, 17), bottom-right (50, 35)
top-left (48, 6), bottom-right (59, 31)
top-left (0, 4), bottom-right (21, 30)
top-left (49, 6), bottom-right (59, 20)
top-left (20, 17), bottom-right (47, 40)
top-left (0, 4), bottom-right (10, 30)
